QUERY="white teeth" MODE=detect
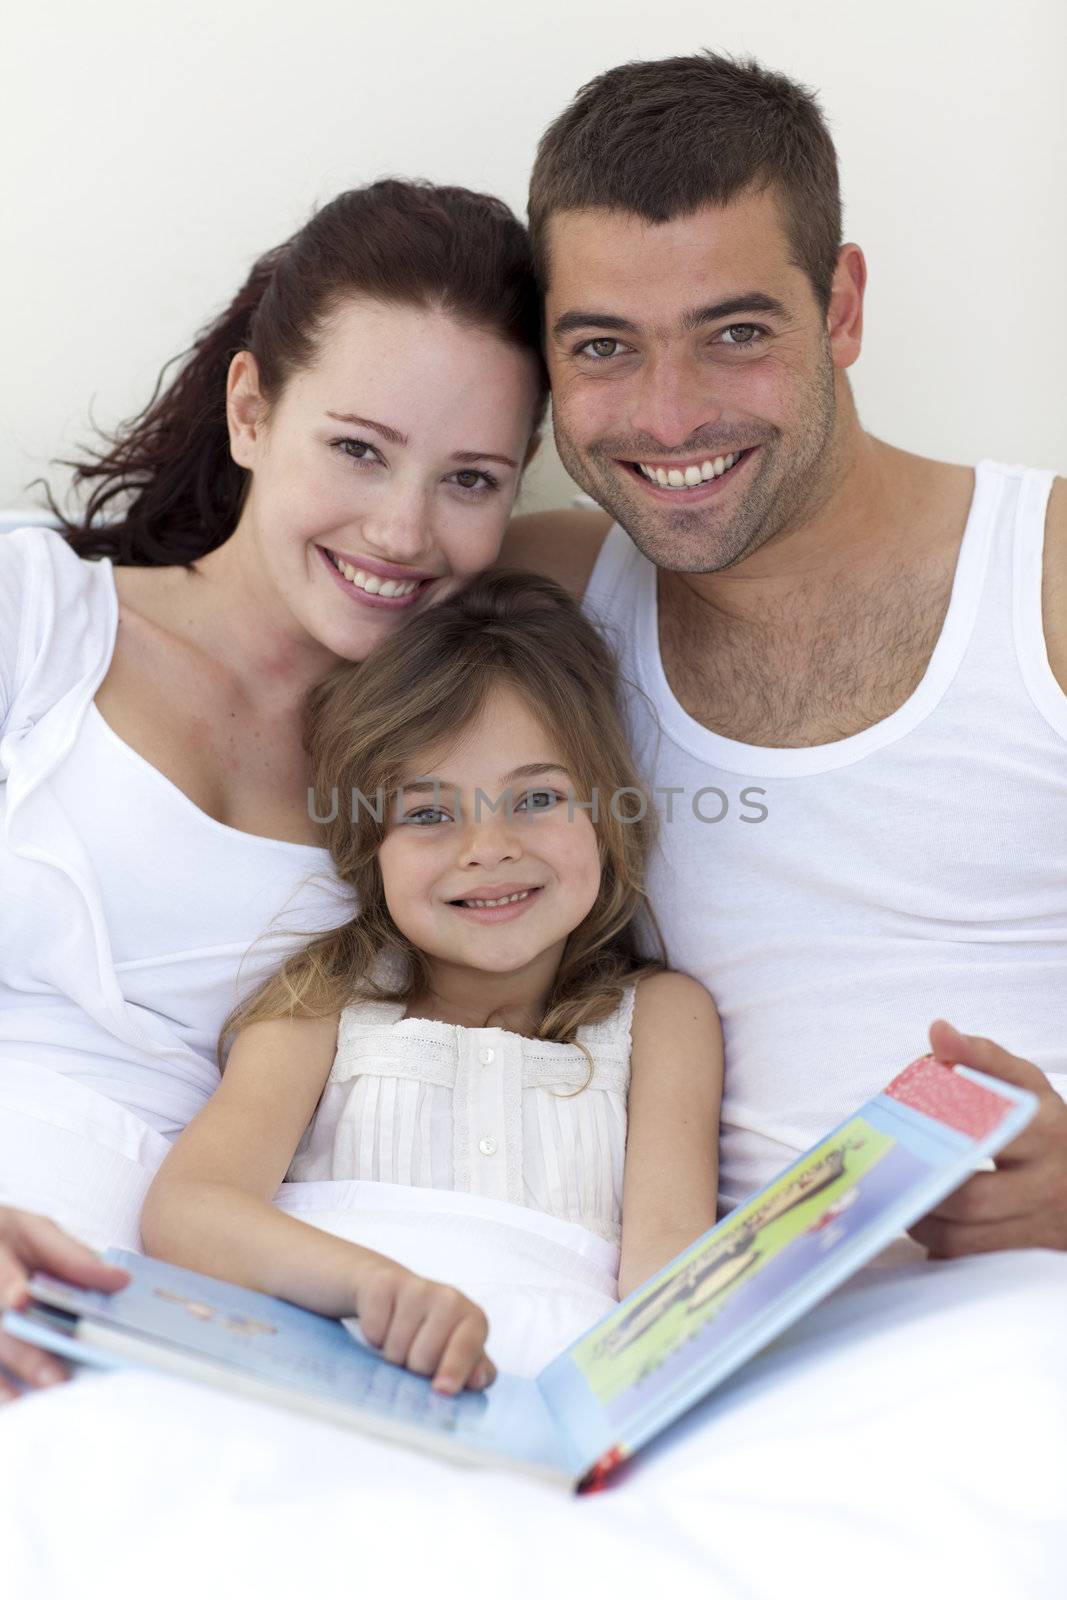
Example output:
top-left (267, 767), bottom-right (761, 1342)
top-left (638, 452), bottom-right (742, 490)
top-left (329, 553), bottom-right (421, 597)
top-left (460, 889), bottom-right (533, 908)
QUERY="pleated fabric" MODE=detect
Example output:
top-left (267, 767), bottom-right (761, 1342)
top-left (288, 984), bottom-right (635, 1243)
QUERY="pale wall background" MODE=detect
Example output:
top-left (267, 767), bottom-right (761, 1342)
top-left (2, 0), bottom-right (1065, 520)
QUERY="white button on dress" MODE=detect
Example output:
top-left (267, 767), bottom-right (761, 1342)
top-left (288, 980), bottom-right (637, 1244)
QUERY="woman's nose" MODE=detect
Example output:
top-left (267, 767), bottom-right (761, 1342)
top-left (359, 484), bottom-right (436, 567)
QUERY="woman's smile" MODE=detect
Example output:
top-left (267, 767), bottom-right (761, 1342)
top-left (318, 545), bottom-right (436, 609)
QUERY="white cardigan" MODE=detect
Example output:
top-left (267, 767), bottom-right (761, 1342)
top-left (0, 526), bottom-right (347, 1135)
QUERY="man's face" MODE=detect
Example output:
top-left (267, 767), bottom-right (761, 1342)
top-left (545, 187), bottom-right (853, 573)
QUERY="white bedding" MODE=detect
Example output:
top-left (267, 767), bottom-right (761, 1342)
top-left (2, 1062), bottom-right (1065, 1600)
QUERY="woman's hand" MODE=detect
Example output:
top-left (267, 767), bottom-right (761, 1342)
top-left (353, 1261), bottom-right (495, 1395)
top-left (0, 1207), bottom-right (131, 1402)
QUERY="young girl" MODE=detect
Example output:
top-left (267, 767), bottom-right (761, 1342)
top-left (141, 573), bottom-right (722, 1395)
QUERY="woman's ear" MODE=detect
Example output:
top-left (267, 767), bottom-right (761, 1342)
top-left (227, 351), bottom-right (268, 469)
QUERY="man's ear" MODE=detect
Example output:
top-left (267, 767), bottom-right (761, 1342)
top-left (826, 242), bottom-right (866, 371)
top-left (227, 351), bottom-right (268, 469)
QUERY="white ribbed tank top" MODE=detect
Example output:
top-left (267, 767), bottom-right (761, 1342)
top-left (582, 460), bottom-right (1067, 1210)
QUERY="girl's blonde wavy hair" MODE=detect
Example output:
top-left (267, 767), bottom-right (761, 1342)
top-left (218, 570), bottom-right (667, 1072)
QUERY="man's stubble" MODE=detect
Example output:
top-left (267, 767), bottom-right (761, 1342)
top-left (552, 339), bottom-right (841, 576)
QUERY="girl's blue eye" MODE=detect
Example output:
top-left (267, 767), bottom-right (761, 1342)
top-left (517, 790), bottom-right (559, 812)
top-left (404, 807), bottom-right (449, 826)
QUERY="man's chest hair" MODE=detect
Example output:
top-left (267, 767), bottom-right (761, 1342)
top-left (657, 551), bottom-right (959, 749)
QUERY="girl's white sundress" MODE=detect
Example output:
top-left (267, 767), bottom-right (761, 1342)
top-left (288, 980), bottom-right (637, 1245)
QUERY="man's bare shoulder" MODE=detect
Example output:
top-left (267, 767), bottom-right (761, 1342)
top-left (1043, 474), bottom-right (1067, 694)
top-left (497, 507), bottom-right (614, 600)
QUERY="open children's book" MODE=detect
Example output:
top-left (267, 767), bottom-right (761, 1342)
top-left (4, 1056), bottom-right (1036, 1492)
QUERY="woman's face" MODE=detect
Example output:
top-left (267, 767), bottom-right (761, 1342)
top-left (227, 298), bottom-right (542, 661)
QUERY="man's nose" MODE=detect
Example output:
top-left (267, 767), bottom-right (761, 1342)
top-left (628, 354), bottom-right (724, 452)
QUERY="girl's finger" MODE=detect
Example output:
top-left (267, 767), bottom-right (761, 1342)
top-left (405, 1300), bottom-right (470, 1379)
top-left (379, 1290), bottom-right (434, 1369)
top-left (431, 1314), bottom-right (488, 1396)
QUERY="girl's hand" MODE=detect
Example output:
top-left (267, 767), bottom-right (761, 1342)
top-left (0, 1207), bottom-right (131, 1402)
top-left (353, 1261), bottom-right (496, 1395)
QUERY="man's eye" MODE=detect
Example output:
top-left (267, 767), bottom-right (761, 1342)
top-left (718, 325), bottom-right (762, 347)
top-left (578, 338), bottom-right (627, 360)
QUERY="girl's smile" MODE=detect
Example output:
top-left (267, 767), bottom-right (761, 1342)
top-left (446, 883), bottom-right (545, 923)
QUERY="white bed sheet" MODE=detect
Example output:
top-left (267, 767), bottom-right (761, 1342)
top-left (1, 1062), bottom-right (1065, 1600)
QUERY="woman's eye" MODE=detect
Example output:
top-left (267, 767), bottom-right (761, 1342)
top-left (450, 468), bottom-right (498, 494)
top-left (718, 325), bottom-right (762, 347)
top-left (334, 437), bottom-right (380, 463)
top-left (578, 337), bottom-right (627, 360)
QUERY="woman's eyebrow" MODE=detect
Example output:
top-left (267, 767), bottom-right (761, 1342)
top-left (326, 411), bottom-right (408, 445)
top-left (325, 412), bottom-right (515, 470)
top-left (451, 449), bottom-right (518, 469)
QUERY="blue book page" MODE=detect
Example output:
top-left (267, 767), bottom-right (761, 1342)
top-left (21, 1252), bottom-right (572, 1479)
top-left (538, 1061), bottom-right (1037, 1470)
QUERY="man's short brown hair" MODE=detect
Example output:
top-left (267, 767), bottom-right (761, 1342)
top-left (528, 52), bottom-right (843, 314)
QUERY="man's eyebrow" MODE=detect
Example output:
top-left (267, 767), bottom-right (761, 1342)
top-left (552, 292), bottom-right (788, 341)
top-left (681, 292), bottom-right (788, 329)
top-left (326, 412), bottom-right (409, 445)
top-left (552, 311), bottom-right (638, 339)
top-left (398, 763), bottom-right (571, 796)
top-left (325, 413), bottom-right (516, 470)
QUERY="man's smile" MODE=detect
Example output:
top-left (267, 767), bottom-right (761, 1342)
top-left (616, 446), bottom-right (758, 499)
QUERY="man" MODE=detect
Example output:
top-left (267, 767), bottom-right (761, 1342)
top-left (503, 51), bottom-right (1067, 1252)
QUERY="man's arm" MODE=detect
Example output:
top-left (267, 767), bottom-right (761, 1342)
top-left (497, 507), bottom-right (613, 600)
top-left (908, 1020), bottom-right (1067, 1256)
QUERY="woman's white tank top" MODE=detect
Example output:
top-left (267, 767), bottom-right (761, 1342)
top-left (581, 460), bottom-right (1067, 1209)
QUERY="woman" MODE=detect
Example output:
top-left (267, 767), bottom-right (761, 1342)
top-left (0, 178), bottom-right (548, 1397)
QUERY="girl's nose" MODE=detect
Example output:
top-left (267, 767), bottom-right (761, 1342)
top-left (458, 804), bottom-right (522, 867)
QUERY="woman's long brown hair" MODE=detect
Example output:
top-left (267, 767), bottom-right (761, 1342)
top-left (218, 571), bottom-right (667, 1071)
top-left (45, 181), bottom-right (547, 566)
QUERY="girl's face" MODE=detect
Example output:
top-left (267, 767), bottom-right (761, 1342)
top-left (377, 686), bottom-right (602, 982)
top-left (227, 299), bottom-right (542, 662)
